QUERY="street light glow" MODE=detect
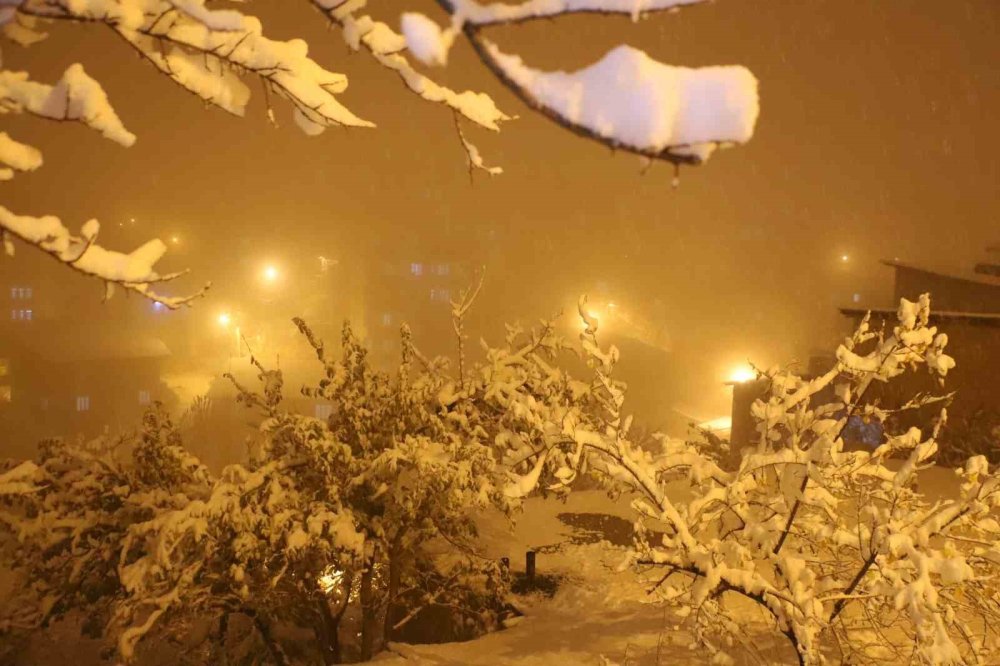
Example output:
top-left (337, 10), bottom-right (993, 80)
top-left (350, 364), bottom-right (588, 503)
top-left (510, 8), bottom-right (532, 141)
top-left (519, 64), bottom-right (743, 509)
top-left (263, 264), bottom-right (279, 282)
top-left (218, 312), bottom-right (231, 327)
top-left (728, 365), bottom-right (756, 383)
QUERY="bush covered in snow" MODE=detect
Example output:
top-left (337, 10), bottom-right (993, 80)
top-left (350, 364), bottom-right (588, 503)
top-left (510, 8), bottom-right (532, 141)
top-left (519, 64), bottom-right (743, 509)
top-left (0, 287), bottom-right (610, 663)
top-left (544, 294), bottom-right (1000, 665)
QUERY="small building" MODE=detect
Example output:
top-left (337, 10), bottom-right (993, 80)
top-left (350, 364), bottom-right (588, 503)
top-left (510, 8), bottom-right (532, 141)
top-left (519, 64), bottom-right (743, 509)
top-left (0, 326), bottom-right (175, 456)
top-left (839, 258), bottom-right (1000, 459)
top-left (728, 253), bottom-right (1000, 455)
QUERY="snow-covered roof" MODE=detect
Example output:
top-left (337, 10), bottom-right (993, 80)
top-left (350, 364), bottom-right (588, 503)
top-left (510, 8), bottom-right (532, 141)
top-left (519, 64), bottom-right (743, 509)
top-left (839, 306), bottom-right (1000, 323)
top-left (881, 259), bottom-right (1000, 289)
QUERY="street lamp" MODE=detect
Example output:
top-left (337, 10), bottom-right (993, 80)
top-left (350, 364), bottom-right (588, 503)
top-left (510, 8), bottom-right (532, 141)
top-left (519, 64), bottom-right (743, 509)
top-left (218, 312), bottom-right (232, 327)
top-left (727, 364), bottom-right (756, 384)
top-left (262, 264), bottom-right (279, 283)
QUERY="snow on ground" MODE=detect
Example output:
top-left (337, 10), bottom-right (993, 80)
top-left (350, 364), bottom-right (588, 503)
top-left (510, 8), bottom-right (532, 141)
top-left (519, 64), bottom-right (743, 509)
top-left (377, 464), bottom-right (964, 666)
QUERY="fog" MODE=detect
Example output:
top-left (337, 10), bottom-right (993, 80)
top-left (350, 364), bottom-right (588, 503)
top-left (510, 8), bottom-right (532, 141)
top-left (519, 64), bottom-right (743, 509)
top-left (2, 0), bottom-right (997, 451)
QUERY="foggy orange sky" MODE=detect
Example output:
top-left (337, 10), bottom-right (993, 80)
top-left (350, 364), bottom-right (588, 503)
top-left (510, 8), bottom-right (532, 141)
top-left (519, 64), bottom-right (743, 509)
top-left (2, 0), bottom-right (998, 420)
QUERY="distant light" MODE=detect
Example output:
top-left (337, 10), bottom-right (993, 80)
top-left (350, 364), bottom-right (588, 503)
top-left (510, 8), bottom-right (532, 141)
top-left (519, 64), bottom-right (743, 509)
top-left (698, 416), bottom-right (732, 432)
top-left (580, 311), bottom-right (600, 330)
top-left (840, 254), bottom-right (850, 263)
top-left (262, 265), bottom-right (279, 283)
top-left (728, 365), bottom-right (756, 383)
top-left (152, 301), bottom-right (164, 311)
top-left (607, 302), bottom-right (617, 309)
top-left (170, 235), bottom-right (180, 245)
top-left (129, 218), bottom-right (136, 225)
top-left (218, 312), bottom-right (231, 327)
top-left (853, 293), bottom-right (861, 303)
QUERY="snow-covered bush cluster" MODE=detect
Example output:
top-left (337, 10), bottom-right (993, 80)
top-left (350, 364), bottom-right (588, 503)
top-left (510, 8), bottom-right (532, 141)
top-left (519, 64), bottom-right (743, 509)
top-left (546, 294), bottom-right (1000, 665)
top-left (5, 292), bottom-right (988, 665)
top-left (0, 286), bottom-right (610, 662)
top-left (1, 0), bottom-right (757, 303)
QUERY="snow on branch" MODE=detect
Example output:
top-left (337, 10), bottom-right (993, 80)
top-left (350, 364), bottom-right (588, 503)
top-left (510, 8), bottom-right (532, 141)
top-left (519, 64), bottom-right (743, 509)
top-left (0, 64), bottom-right (205, 306)
top-left (483, 42), bottom-right (758, 164)
top-left (411, 0), bottom-right (759, 165)
top-left (0, 65), bottom-right (136, 146)
top-left (448, 0), bottom-right (706, 26)
top-left (312, 0), bottom-right (511, 131)
top-left (0, 132), bottom-right (42, 180)
top-left (0, 207), bottom-right (209, 308)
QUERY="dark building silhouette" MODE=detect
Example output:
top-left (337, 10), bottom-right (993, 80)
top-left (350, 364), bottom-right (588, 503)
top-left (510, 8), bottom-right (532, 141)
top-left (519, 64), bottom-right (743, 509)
top-left (729, 254), bottom-right (1000, 454)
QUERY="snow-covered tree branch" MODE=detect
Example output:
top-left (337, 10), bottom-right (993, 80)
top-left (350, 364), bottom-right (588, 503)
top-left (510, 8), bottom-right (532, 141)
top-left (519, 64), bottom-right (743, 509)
top-left (537, 294), bottom-right (997, 665)
top-left (1, 0), bottom-right (758, 304)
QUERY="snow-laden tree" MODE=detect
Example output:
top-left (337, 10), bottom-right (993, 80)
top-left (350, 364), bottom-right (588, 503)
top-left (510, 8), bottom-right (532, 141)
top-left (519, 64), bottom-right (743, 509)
top-left (0, 284), bottom-right (609, 663)
top-left (0, 0), bottom-right (758, 306)
top-left (532, 294), bottom-right (1000, 665)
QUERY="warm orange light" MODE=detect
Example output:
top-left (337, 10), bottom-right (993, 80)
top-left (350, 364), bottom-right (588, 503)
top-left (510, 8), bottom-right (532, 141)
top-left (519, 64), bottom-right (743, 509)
top-left (728, 365), bottom-right (756, 383)
top-left (217, 312), bottom-right (232, 327)
top-left (262, 265), bottom-right (279, 283)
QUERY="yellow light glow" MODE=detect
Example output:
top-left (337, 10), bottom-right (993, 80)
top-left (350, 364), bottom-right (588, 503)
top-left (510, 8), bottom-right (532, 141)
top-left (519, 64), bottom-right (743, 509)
top-left (698, 416), bottom-right (732, 432)
top-left (840, 254), bottom-right (849, 262)
top-left (217, 312), bottom-right (231, 327)
top-left (262, 265), bottom-right (279, 283)
top-left (728, 365), bottom-right (756, 383)
top-left (170, 235), bottom-right (180, 245)
top-left (318, 567), bottom-right (345, 595)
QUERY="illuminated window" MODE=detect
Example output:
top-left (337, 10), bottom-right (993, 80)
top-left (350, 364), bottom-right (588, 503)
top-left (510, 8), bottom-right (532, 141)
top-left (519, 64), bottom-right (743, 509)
top-left (315, 403), bottom-right (333, 420)
top-left (0, 385), bottom-right (11, 403)
top-left (10, 309), bottom-right (32, 321)
top-left (435, 264), bottom-right (450, 276)
top-left (0, 358), bottom-right (8, 377)
top-left (9, 287), bottom-right (32, 300)
top-left (410, 262), bottom-right (423, 276)
top-left (430, 288), bottom-right (451, 303)
top-left (381, 312), bottom-right (393, 327)
top-left (138, 390), bottom-right (151, 405)
top-left (76, 395), bottom-right (90, 412)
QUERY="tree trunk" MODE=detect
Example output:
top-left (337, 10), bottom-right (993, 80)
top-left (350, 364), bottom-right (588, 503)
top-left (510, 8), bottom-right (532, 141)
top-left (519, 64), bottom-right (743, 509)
top-left (359, 565), bottom-right (378, 661)
top-left (249, 612), bottom-right (289, 666)
top-left (216, 613), bottom-right (230, 666)
top-left (382, 532), bottom-right (403, 648)
top-left (315, 597), bottom-right (340, 665)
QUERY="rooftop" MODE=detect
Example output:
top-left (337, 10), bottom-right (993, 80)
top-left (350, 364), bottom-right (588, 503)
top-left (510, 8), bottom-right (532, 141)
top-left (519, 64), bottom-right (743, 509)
top-left (881, 259), bottom-right (1000, 289)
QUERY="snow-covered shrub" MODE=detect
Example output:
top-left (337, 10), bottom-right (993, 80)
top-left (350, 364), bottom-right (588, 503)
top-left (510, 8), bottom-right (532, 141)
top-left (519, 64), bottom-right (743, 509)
top-left (0, 407), bottom-right (211, 648)
top-left (542, 294), bottom-right (1000, 665)
top-left (219, 287), bottom-right (618, 660)
top-left (0, 285), bottom-right (611, 663)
